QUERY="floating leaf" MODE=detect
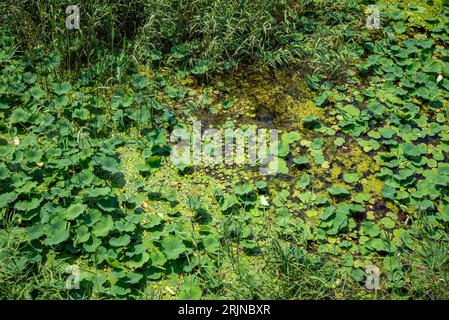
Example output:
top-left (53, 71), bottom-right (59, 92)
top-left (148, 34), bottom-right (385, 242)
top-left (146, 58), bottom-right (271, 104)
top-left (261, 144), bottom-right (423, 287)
top-left (161, 235), bottom-right (186, 260)
top-left (92, 215), bottom-right (114, 237)
top-left (66, 203), bottom-right (86, 220)
top-left (202, 235), bottom-right (220, 253)
top-left (109, 234), bottom-right (131, 247)
top-left (44, 218), bottom-right (69, 246)
top-left (362, 221), bottom-right (381, 237)
top-left (293, 156), bottom-right (309, 166)
top-left (343, 173), bottom-right (359, 184)
top-left (98, 156), bottom-right (121, 174)
top-left (233, 183), bottom-right (254, 196)
top-left (327, 186), bottom-right (350, 197)
top-left (10, 108), bottom-right (31, 124)
top-left (296, 174), bottom-right (311, 189)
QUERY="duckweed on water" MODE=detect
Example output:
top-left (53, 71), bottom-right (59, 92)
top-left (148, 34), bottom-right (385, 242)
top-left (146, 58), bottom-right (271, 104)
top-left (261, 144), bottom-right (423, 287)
top-left (1, 1), bottom-right (449, 300)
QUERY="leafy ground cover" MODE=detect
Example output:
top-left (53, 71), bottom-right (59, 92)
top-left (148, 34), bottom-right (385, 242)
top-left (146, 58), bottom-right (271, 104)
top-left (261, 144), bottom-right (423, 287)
top-left (1, 0), bottom-right (449, 299)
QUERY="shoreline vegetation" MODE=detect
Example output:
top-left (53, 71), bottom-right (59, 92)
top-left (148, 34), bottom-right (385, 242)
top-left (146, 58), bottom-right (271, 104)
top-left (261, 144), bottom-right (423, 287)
top-left (0, 0), bottom-right (449, 300)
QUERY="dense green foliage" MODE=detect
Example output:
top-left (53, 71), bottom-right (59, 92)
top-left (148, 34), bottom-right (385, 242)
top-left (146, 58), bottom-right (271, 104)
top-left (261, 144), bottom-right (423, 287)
top-left (1, 0), bottom-right (360, 73)
top-left (1, 0), bottom-right (449, 300)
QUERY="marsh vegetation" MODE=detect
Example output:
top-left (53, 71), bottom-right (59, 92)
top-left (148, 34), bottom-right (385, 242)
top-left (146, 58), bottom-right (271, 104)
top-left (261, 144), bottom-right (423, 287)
top-left (0, 0), bottom-right (449, 299)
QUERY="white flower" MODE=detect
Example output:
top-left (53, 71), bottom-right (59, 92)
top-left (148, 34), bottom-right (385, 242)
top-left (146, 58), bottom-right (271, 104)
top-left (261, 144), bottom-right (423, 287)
top-left (437, 74), bottom-right (443, 83)
top-left (260, 195), bottom-right (269, 206)
top-left (13, 137), bottom-right (20, 145)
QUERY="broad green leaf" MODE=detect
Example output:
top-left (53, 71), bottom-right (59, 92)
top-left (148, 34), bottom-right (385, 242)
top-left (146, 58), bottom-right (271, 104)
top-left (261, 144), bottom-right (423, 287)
top-left (51, 82), bottom-right (72, 95)
top-left (177, 276), bottom-right (202, 300)
top-left (233, 183), bottom-right (254, 196)
top-left (293, 156), bottom-right (309, 166)
top-left (403, 143), bottom-right (422, 157)
top-left (296, 173), bottom-right (311, 190)
top-left (161, 235), bottom-right (186, 260)
top-left (0, 192), bottom-right (17, 208)
top-left (109, 234), bottom-right (131, 247)
top-left (343, 173), bottom-right (359, 184)
top-left (66, 203), bottom-right (86, 220)
top-left (383, 256), bottom-right (402, 272)
top-left (327, 186), bottom-right (350, 197)
top-left (367, 101), bottom-right (385, 116)
top-left (44, 218), bottom-right (69, 246)
top-left (334, 137), bottom-right (345, 146)
top-left (10, 108), bottom-right (31, 124)
top-left (14, 197), bottom-right (42, 212)
top-left (362, 221), bottom-right (381, 237)
top-left (74, 225), bottom-right (90, 244)
top-left (26, 223), bottom-right (45, 240)
top-left (92, 215), bottom-right (114, 237)
top-left (124, 272), bottom-right (143, 284)
top-left (202, 235), bottom-right (220, 253)
top-left (83, 236), bottom-right (101, 253)
top-left (29, 86), bottom-right (45, 100)
top-left (267, 158), bottom-right (289, 174)
top-left (98, 156), bottom-right (121, 174)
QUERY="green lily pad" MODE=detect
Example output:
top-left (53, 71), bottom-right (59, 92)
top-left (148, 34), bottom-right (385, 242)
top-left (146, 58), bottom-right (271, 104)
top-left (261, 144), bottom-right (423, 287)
top-left (293, 156), bottom-right (310, 166)
top-left (343, 173), bottom-right (359, 184)
top-left (362, 221), bottom-right (381, 237)
top-left (10, 108), bottom-right (31, 124)
top-left (327, 186), bottom-right (350, 197)
top-left (267, 157), bottom-right (289, 175)
top-left (202, 235), bottom-right (220, 253)
top-left (161, 235), bottom-right (186, 260)
top-left (109, 234), bottom-right (131, 247)
top-left (233, 183), bottom-right (254, 196)
top-left (66, 203), bottom-right (86, 220)
top-left (92, 215), bottom-right (114, 237)
top-left (296, 174), bottom-right (311, 190)
top-left (44, 218), bottom-right (70, 246)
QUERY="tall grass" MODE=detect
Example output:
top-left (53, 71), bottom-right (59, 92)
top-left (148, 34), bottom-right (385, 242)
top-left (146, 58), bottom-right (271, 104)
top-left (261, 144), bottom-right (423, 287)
top-left (224, 236), bottom-right (363, 299)
top-left (219, 206), bottom-right (363, 300)
top-left (1, 0), bottom-right (362, 75)
top-left (404, 215), bottom-right (449, 299)
top-left (0, 217), bottom-right (69, 299)
top-left (219, 203), bottom-right (449, 300)
top-left (1, 0), bottom-right (144, 69)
